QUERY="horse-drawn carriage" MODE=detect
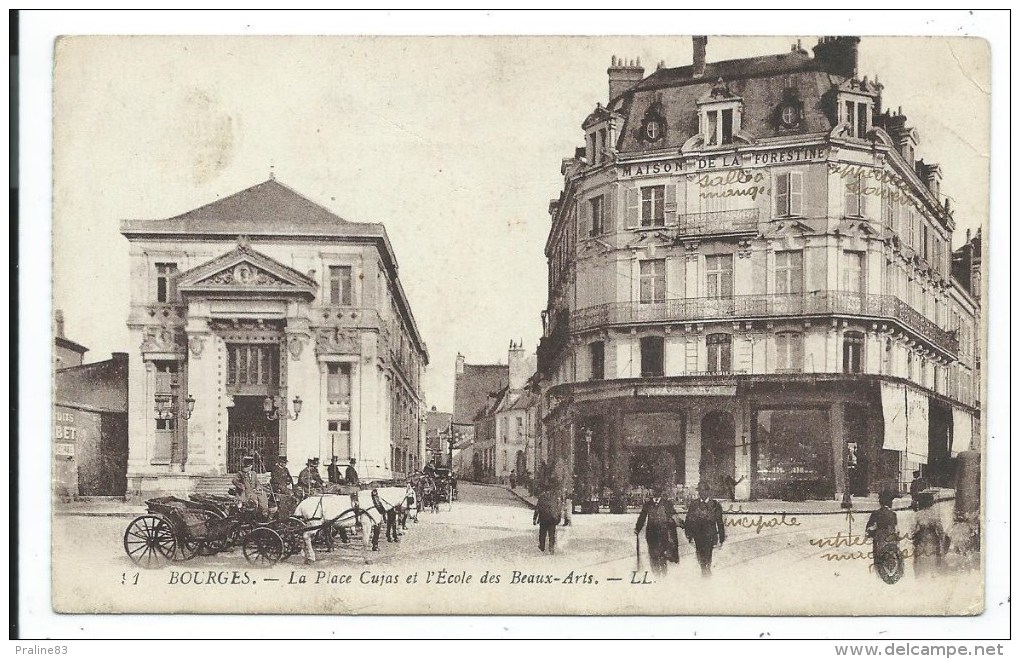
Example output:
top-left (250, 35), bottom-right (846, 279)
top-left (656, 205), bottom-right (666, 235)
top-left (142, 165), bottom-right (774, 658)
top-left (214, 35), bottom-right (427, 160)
top-left (123, 482), bottom-right (419, 568)
top-left (122, 495), bottom-right (307, 568)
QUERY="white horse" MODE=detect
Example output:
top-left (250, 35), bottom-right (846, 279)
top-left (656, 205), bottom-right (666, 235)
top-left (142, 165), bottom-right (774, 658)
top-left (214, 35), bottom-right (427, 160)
top-left (293, 486), bottom-right (416, 563)
top-left (293, 493), bottom-right (377, 563)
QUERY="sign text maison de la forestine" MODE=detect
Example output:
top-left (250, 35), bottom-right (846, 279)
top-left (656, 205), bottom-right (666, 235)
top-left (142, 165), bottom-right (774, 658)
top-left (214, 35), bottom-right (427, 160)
top-left (620, 146), bottom-right (829, 178)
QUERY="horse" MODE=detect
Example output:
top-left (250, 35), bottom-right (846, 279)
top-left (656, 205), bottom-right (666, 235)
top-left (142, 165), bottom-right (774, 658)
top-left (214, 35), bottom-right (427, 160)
top-left (293, 493), bottom-right (379, 563)
top-left (293, 487), bottom-right (416, 562)
top-left (365, 486), bottom-right (417, 544)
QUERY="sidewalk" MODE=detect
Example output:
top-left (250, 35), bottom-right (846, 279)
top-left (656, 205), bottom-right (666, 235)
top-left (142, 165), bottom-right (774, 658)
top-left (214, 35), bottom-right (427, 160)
top-left (486, 482), bottom-right (947, 516)
top-left (54, 498), bottom-right (146, 517)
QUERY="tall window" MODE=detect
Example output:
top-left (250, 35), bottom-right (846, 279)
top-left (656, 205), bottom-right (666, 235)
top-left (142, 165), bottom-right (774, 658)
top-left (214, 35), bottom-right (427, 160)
top-left (640, 336), bottom-right (665, 377)
top-left (706, 254), bottom-right (733, 299)
top-left (589, 341), bottom-right (605, 380)
top-left (156, 263), bottom-right (178, 303)
top-left (589, 195), bottom-right (605, 236)
top-left (227, 344), bottom-right (278, 386)
top-left (639, 259), bottom-right (666, 304)
top-left (775, 332), bottom-right (803, 372)
top-left (842, 251), bottom-right (865, 294)
top-left (707, 333), bottom-right (732, 373)
top-left (844, 99), bottom-right (870, 137)
top-left (704, 108), bottom-right (735, 146)
top-left (329, 265), bottom-right (353, 306)
top-left (326, 363), bottom-right (352, 405)
top-left (774, 172), bottom-right (803, 217)
top-left (843, 331), bottom-right (865, 374)
top-left (154, 360), bottom-right (179, 431)
top-left (845, 172), bottom-right (867, 217)
top-left (640, 185), bottom-right (665, 227)
top-left (774, 250), bottom-right (803, 294)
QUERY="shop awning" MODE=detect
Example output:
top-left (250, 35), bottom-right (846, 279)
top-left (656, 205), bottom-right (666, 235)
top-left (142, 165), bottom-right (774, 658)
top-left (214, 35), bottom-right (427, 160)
top-left (952, 408), bottom-right (974, 456)
top-left (905, 388), bottom-right (929, 464)
top-left (880, 382), bottom-right (907, 452)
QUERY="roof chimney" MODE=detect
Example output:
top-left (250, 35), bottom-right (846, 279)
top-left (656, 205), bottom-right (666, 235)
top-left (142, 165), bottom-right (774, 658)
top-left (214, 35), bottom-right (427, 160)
top-left (607, 55), bottom-right (644, 103)
top-left (455, 352), bottom-right (465, 376)
top-left (693, 36), bottom-right (708, 77)
top-left (55, 309), bottom-right (65, 338)
top-left (812, 36), bottom-right (860, 79)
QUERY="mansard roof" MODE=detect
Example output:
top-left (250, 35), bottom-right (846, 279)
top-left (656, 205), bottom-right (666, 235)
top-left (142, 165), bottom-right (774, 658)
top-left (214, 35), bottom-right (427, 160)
top-left (610, 49), bottom-right (852, 154)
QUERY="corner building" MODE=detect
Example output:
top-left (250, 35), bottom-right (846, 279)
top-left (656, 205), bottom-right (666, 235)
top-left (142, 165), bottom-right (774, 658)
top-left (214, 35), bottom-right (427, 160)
top-left (121, 179), bottom-right (428, 496)
top-left (538, 38), bottom-right (980, 504)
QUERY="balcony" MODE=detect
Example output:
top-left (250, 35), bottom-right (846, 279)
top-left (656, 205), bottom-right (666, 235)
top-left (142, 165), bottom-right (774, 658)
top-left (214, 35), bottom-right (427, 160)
top-left (570, 292), bottom-right (959, 356)
top-left (675, 208), bottom-right (759, 237)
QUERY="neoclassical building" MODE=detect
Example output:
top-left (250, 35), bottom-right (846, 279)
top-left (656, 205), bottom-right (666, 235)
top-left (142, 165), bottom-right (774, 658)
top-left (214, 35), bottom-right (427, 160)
top-left (121, 179), bottom-right (428, 495)
top-left (537, 37), bottom-right (981, 504)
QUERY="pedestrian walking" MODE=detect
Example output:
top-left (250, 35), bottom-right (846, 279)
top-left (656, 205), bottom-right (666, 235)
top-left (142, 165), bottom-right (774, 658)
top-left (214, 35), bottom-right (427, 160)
top-left (533, 487), bottom-right (562, 554)
top-left (684, 481), bottom-right (726, 577)
top-left (866, 490), bottom-right (901, 579)
top-left (510, 469), bottom-right (517, 490)
top-left (634, 486), bottom-right (680, 576)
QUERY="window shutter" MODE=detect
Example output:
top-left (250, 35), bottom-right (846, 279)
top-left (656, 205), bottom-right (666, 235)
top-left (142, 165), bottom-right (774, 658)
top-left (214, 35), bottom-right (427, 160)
top-left (625, 187), bottom-right (639, 229)
top-left (858, 174), bottom-right (867, 216)
top-left (578, 199), bottom-right (590, 240)
top-left (790, 172), bottom-right (803, 216)
top-left (604, 189), bottom-right (616, 233)
top-left (664, 182), bottom-right (678, 224)
top-left (845, 177), bottom-right (858, 217)
top-left (775, 172), bottom-right (789, 217)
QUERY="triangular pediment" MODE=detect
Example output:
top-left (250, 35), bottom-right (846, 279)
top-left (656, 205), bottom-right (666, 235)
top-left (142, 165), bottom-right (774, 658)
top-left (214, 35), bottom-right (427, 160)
top-left (177, 240), bottom-right (317, 298)
top-left (762, 220), bottom-right (815, 239)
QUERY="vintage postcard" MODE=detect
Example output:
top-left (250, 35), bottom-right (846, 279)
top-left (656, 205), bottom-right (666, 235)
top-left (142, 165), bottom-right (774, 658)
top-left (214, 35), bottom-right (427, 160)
top-left (49, 32), bottom-right (989, 618)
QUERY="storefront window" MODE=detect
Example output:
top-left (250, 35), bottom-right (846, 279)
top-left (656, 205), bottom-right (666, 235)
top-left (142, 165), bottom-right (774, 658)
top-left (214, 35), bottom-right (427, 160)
top-left (753, 408), bottom-right (833, 500)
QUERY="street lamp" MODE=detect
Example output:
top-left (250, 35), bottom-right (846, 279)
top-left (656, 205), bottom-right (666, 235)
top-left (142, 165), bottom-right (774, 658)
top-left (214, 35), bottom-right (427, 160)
top-left (154, 393), bottom-right (196, 421)
top-left (264, 395), bottom-right (302, 421)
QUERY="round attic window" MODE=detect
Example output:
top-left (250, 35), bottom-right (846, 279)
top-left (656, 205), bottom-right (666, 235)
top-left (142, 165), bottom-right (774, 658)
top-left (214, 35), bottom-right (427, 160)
top-left (781, 104), bottom-right (800, 128)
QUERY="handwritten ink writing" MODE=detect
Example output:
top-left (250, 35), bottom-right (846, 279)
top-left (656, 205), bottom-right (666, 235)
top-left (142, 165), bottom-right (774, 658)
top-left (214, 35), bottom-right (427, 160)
top-left (725, 513), bottom-right (801, 534)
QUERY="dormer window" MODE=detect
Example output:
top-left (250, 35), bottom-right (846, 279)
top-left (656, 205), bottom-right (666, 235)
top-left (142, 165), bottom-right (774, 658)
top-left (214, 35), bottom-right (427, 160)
top-left (836, 82), bottom-right (877, 139)
top-left (698, 81), bottom-right (742, 148)
top-left (639, 103), bottom-right (667, 144)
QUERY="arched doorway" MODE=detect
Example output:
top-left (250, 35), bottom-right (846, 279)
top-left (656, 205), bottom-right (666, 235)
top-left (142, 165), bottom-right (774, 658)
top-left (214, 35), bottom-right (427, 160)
top-left (700, 410), bottom-right (735, 499)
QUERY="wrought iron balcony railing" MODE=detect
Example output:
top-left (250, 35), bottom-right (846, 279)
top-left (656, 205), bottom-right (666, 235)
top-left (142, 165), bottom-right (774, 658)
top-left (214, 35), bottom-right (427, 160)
top-left (675, 208), bottom-right (759, 237)
top-left (569, 292), bottom-right (959, 356)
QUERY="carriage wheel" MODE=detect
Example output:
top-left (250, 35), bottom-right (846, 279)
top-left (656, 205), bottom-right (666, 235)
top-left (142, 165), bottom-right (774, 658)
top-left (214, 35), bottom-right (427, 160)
top-left (174, 538), bottom-right (200, 561)
top-left (875, 543), bottom-right (905, 584)
top-left (124, 515), bottom-right (176, 568)
top-left (277, 518), bottom-right (307, 558)
top-left (243, 528), bottom-right (284, 567)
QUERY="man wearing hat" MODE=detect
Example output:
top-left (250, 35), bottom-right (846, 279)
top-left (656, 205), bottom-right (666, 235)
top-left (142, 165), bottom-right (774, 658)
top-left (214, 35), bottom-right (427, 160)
top-left (297, 458), bottom-right (325, 497)
top-left (344, 458), bottom-right (360, 486)
top-left (232, 456), bottom-right (269, 517)
top-left (270, 455), bottom-right (294, 496)
top-left (327, 456), bottom-right (341, 485)
top-left (684, 481), bottom-right (726, 577)
top-left (635, 485), bottom-right (680, 576)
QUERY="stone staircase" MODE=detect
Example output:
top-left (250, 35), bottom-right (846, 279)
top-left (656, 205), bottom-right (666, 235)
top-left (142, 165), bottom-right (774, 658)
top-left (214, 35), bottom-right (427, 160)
top-left (193, 476), bottom-right (235, 497)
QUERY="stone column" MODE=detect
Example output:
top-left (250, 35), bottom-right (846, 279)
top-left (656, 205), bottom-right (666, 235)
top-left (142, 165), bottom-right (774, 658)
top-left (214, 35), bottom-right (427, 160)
top-left (184, 314), bottom-right (220, 475)
top-left (831, 402), bottom-right (846, 502)
top-left (282, 327), bottom-right (318, 465)
top-left (685, 405), bottom-right (702, 487)
top-left (733, 401), bottom-right (752, 501)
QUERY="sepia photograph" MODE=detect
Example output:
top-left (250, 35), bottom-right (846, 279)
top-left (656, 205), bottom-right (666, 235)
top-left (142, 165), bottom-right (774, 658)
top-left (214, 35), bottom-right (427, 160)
top-left (15, 8), bottom-right (1010, 645)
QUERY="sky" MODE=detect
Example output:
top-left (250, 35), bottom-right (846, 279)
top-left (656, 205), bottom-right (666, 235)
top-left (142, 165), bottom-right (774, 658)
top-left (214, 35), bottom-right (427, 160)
top-left (49, 30), bottom-right (989, 414)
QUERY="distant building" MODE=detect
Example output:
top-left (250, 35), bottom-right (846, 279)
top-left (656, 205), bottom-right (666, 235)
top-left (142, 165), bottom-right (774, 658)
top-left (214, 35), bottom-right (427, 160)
top-left (53, 313), bottom-right (129, 498)
top-left (469, 342), bottom-right (538, 483)
top-left (120, 179), bottom-right (428, 496)
top-left (54, 310), bottom-right (88, 370)
top-left (537, 37), bottom-right (981, 504)
top-left (453, 352), bottom-right (509, 481)
top-left (426, 406), bottom-right (453, 467)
